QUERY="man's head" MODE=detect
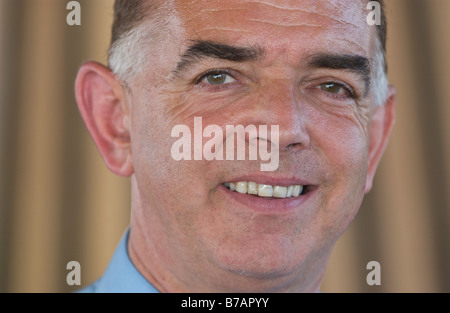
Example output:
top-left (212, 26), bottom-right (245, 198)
top-left (75, 0), bottom-right (396, 292)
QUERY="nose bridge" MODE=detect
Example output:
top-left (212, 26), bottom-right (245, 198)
top-left (257, 78), bottom-right (310, 151)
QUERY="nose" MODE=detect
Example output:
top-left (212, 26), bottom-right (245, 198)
top-left (257, 79), bottom-right (311, 153)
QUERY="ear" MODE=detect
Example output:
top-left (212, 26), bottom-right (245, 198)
top-left (364, 86), bottom-right (396, 193)
top-left (75, 61), bottom-right (134, 177)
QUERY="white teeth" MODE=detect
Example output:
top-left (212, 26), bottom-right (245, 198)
top-left (224, 181), bottom-right (305, 198)
top-left (247, 182), bottom-right (258, 195)
top-left (236, 181), bottom-right (247, 194)
top-left (292, 185), bottom-right (303, 197)
top-left (258, 184), bottom-right (273, 197)
top-left (273, 186), bottom-right (287, 198)
top-left (286, 185), bottom-right (293, 197)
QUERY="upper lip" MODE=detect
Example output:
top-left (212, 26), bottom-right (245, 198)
top-left (222, 174), bottom-right (314, 187)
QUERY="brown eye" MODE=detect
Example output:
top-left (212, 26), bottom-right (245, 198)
top-left (320, 82), bottom-right (344, 94)
top-left (202, 72), bottom-right (236, 85)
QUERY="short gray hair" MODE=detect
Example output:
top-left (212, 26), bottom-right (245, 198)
top-left (372, 37), bottom-right (389, 106)
top-left (108, 20), bottom-right (157, 83)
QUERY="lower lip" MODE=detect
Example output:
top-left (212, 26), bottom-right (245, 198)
top-left (219, 184), bottom-right (317, 214)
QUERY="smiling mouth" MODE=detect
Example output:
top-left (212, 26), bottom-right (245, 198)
top-left (223, 182), bottom-right (308, 199)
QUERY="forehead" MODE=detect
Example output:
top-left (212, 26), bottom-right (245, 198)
top-left (172, 0), bottom-right (372, 57)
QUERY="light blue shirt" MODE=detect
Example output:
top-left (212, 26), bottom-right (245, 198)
top-left (78, 229), bottom-right (159, 293)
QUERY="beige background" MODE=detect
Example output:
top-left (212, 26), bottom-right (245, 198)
top-left (0, 0), bottom-right (448, 293)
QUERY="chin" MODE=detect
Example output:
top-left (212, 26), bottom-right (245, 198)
top-left (210, 235), bottom-right (311, 281)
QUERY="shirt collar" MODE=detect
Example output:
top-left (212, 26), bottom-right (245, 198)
top-left (79, 229), bottom-right (159, 293)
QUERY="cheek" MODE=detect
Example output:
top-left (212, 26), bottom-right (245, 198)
top-left (310, 110), bottom-right (370, 220)
top-left (324, 124), bottom-right (368, 171)
top-left (129, 92), bottom-right (218, 223)
top-left (308, 103), bottom-right (370, 176)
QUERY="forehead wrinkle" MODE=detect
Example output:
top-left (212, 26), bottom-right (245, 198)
top-left (244, 13), bottom-right (359, 30)
top-left (177, 0), bottom-right (363, 30)
top-left (183, 8), bottom-right (247, 24)
top-left (246, 19), bottom-right (325, 28)
top-left (246, 0), bottom-right (318, 11)
top-left (195, 27), bottom-right (253, 34)
top-left (244, 0), bottom-right (361, 29)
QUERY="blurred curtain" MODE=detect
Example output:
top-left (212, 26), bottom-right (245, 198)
top-left (0, 0), bottom-right (131, 293)
top-left (0, 0), bottom-right (448, 292)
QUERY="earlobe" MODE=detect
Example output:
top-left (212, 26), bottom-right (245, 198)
top-left (364, 86), bottom-right (396, 193)
top-left (75, 61), bottom-right (134, 177)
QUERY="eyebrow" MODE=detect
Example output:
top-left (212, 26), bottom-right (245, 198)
top-left (307, 53), bottom-right (372, 93)
top-left (173, 40), bottom-right (263, 75)
top-left (172, 41), bottom-right (372, 94)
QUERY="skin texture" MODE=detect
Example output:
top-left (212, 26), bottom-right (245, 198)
top-left (75, 0), bottom-right (396, 292)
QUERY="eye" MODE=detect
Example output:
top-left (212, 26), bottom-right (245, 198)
top-left (319, 82), bottom-right (355, 98)
top-left (200, 71), bottom-right (236, 85)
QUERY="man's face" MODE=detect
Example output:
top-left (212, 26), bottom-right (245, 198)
top-left (128, 0), bottom-right (378, 290)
